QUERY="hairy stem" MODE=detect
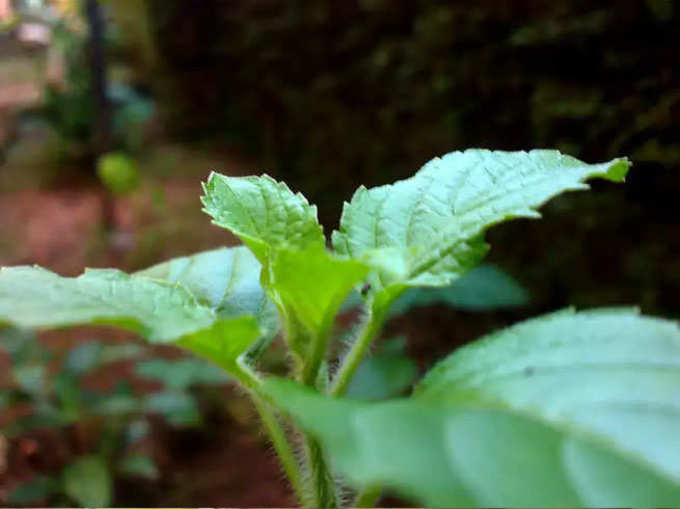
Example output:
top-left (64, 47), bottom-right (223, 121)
top-left (251, 394), bottom-right (305, 504)
top-left (303, 434), bottom-right (339, 508)
top-left (301, 326), bottom-right (331, 387)
top-left (329, 310), bottom-right (385, 396)
top-left (281, 311), bottom-right (339, 507)
top-left (353, 484), bottom-right (382, 508)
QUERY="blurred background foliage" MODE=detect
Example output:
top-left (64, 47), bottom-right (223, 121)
top-left (113, 0), bottom-right (680, 219)
top-left (0, 0), bottom-right (678, 506)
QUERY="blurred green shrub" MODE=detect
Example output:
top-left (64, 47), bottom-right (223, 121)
top-left (0, 327), bottom-right (231, 507)
top-left (35, 14), bottom-right (155, 166)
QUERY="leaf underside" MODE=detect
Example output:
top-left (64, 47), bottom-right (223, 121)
top-left (267, 308), bottom-right (680, 507)
top-left (416, 307), bottom-right (680, 483)
top-left (0, 266), bottom-right (214, 341)
top-left (136, 245), bottom-right (278, 336)
top-left (0, 248), bottom-right (268, 377)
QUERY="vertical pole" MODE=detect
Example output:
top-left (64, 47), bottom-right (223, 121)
top-left (85, 0), bottom-right (115, 231)
top-left (85, 0), bottom-right (110, 157)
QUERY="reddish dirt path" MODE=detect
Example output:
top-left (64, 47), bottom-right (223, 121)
top-left (0, 176), bottom-right (239, 274)
top-left (0, 188), bottom-right (102, 274)
top-left (0, 82), bottom-right (40, 110)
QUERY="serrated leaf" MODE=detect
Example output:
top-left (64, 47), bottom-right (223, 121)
top-left (0, 266), bottom-right (214, 342)
top-left (201, 173), bottom-right (325, 261)
top-left (333, 150), bottom-right (629, 305)
top-left (389, 263), bottom-right (529, 315)
top-left (136, 245), bottom-right (278, 336)
top-left (267, 309), bottom-right (680, 507)
top-left (0, 265), bottom-right (265, 385)
top-left (61, 455), bottom-right (112, 507)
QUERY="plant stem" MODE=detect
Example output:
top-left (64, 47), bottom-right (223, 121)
top-left (232, 362), bottom-right (263, 391)
top-left (353, 484), bottom-right (382, 508)
top-left (301, 327), bottom-right (330, 387)
top-left (251, 394), bottom-right (306, 505)
top-left (303, 434), bottom-right (338, 508)
top-left (329, 310), bottom-right (385, 396)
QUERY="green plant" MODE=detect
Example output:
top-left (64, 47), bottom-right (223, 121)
top-left (1, 149), bottom-right (679, 507)
top-left (36, 15), bottom-right (154, 164)
top-left (97, 151), bottom-right (140, 195)
top-left (0, 327), bottom-right (230, 506)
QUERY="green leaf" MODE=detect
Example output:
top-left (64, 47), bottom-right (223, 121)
top-left (267, 309), bottom-right (680, 507)
top-left (389, 264), bottom-right (529, 315)
top-left (13, 363), bottom-right (47, 397)
top-left (61, 455), bottom-right (113, 507)
top-left (91, 392), bottom-right (140, 416)
top-left (1, 327), bottom-right (49, 364)
top-left (201, 173), bottom-right (325, 261)
top-left (53, 373), bottom-right (82, 422)
top-left (124, 419), bottom-right (151, 445)
top-left (0, 265), bottom-right (265, 385)
top-left (64, 341), bottom-right (144, 375)
top-left (263, 245), bottom-right (368, 383)
top-left (0, 390), bottom-right (13, 411)
top-left (136, 245), bottom-right (277, 336)
top-left (0, 266), bottom-right (214, 342)
top-left (333, 150), bottom-right (629, 305)
top-left (416, 308), bottom-right (680, 480)
top-left (137, 246), bottom-right (278, 367)
top-left (135, 358), bottom-right (231, 390)
top-left (177, 316), bottom-right (261, 383)
top-left (345, 337), bottom-right (418, 401)
top-left (63, 341), bottom-right (107, 374)
top-left (143, 390), bottom-right (201, 426)
top-left (7, 475), bottom-right (57, 505)
top-left (266, 245), bottom-right (368, 342)
top-left (118, 454), bottom-right (159, 479)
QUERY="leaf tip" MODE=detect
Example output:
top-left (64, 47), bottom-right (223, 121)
top-left (204, 170), bottom-right (219, 186)
top-left (604, 157), bottom-right (632, 182)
